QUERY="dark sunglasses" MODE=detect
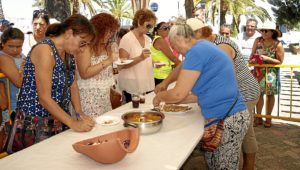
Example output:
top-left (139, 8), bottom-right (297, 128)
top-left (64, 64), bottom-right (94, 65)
top-left (221, 32), bottom-right (230, 36)
top-left (79, 42), bottom-right (90, 48)
top-left (33, 9), bottom-right (48, 17)
top-left (261, 29), bottom-right (271, 33)
top-left (146, 24), bottom-right (154, 30)
top-left (159, 26), bottom-right (170, 31)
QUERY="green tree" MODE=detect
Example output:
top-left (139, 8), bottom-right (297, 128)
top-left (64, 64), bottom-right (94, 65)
top-left (103, 0), bottom-right (132, 21)
top-left (71, 0), bottom-right (105, 15)
top-left (268, 0), bottom-right (300, 29)
top-left (194, 0), bottom-right (271, 35)
top-left (33, 0), bottom-right (105, 17)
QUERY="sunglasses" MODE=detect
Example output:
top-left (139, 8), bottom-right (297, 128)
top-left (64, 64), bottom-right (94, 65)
top-left (33, 9), bottom-right (48, 17)
top-left (261, 29), bottom-right (271, 33)
top-left (159, 26), bottom-right (170, 31)
top-left (146, 24), bottom-right (154, 30)
top-left (79, 42), bottom-right (90, 48)
top-left (221, 32), bottom-right (230, 36)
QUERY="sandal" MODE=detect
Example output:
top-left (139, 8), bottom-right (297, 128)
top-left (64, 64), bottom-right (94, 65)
top-left (264, 119), bottom-right (272, 128)
top-left (254, 117), bottom-right (263, 127)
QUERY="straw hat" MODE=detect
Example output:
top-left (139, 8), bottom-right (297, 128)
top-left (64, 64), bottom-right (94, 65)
top-left (186, 18), bottom-right (205, 31)
top-left (257, 20), bottom-right (282, 37)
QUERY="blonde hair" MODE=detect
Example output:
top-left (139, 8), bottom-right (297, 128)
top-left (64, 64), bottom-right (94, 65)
top-left (168, 17), bottom-right (195, 42)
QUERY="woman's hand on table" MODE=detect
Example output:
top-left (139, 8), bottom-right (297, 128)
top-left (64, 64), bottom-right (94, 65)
top-left (154, 82), bottom-right (168, 94)
top-left (70, 113), bottom-right (95, 132)
top-left (153, 94), bottom-right (163, 107)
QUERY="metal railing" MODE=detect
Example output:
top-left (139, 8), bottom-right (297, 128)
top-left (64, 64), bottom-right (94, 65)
top-left (0, 73), bottom-right (11, 159)
top-left (0, 73), bottom-right (11, 115)
top-left (249, 63), bottom-right (300, 122)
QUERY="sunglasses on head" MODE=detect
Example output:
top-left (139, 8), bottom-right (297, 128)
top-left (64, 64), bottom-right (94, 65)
top-left (261, 29), bottom-right (271, 33)
top-left (159, 26), bottom-right (170, 31)
top-left (146, 24), bottom-right (154, 30)
top-left (33, 9), bottom-right (48, 17)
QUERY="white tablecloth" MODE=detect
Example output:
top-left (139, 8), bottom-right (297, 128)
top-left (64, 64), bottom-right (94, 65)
top-left (0, 92), bottom-right (204, 170)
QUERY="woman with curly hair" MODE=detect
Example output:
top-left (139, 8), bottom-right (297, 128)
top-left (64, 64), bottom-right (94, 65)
top-left (118, 9), bottom-right (157, 103)
top-left (75, 13), bottom-right (119, 117)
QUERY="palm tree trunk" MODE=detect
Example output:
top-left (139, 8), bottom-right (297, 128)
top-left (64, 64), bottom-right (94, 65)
top-left (71, 0), bottom-right (80, 14)
top-left (185, 0), bottom-right (194, 18)
top-left (45, 0), bottom-right (71, 22)
top-left (131, 0), bottom-right (150, 13)
top-left (0, 0), bottom-right (5, 19)
top-left (220, 0), bottom-right (227, 25)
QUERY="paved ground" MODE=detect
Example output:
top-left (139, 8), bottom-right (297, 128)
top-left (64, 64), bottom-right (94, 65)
top-left (181, 122), bottom-right (300, 170)
top-left (180, 48), bottom-right (300, 170)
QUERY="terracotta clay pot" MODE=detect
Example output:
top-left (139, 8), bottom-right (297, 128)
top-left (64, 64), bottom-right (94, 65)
top-left (72, 128), bottom-right (139, 164)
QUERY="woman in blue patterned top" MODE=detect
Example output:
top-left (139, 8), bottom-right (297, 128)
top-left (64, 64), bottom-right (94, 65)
top-left (10, 14), bottom-right (95, 152)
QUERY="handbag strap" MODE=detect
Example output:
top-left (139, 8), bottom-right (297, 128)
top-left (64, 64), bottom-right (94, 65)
top-left (204, 94), bottom-right (239, 128)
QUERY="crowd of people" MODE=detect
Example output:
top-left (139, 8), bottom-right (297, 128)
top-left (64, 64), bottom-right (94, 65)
top-left (0, 7), bottom-right (285, 170)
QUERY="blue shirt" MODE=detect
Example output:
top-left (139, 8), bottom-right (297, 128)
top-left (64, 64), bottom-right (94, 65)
top-left (183, 40), bottom-right (246, 119)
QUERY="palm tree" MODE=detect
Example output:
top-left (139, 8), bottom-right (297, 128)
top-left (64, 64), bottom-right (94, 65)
top-left (0, 0), bottom-right (4, 19)
top-left (71, 0), bottom-right (105, 15)
top-left (130, 0), bottom-right (149, 13)
top-left (194, 0), bottom-right (271, 35)
top-left (185, 0), bottom-right (194, 18)
top-left (102, 0), bottom-right (132, 21)
top-left (45, 0), bottom-right (71, 21)
top-left (33, 0), bottom-right (105, 17)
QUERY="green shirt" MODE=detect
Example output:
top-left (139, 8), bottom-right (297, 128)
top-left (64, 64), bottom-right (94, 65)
top-left (150, 36), bottom-right (173, 79)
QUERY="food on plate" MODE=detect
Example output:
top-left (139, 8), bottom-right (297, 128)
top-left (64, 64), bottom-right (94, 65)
top-left (162, 104), bottom-right (191, 112)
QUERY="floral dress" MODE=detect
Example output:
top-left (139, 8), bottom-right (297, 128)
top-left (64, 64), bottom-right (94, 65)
top-left (254, 37), bottom-right (280, 95)
top-left (77, 54), bottom-right (115, 118)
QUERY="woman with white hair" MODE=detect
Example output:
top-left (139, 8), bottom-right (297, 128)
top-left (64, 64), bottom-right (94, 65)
top-left (153, 21), bottom-right (250, 169)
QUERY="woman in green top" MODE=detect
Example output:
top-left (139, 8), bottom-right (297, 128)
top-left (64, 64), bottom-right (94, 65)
top-left (151, 22), bottom-right (181, 85)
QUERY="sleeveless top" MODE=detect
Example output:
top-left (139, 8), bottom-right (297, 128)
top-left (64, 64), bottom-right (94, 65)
top-left (255, 37), bottom-right (280, 95)
top-left (76, 54), bottom-right (114, 117)
top-left (213, 35), bottom-right (260, 102)
top-left (150, 36), bottom-right (173, 79)
top-left (17, 38), bottom-right (76, 117)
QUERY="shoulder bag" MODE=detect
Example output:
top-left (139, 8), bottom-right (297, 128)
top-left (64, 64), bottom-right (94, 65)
top-left (200, 95), bottom-right (238, 152)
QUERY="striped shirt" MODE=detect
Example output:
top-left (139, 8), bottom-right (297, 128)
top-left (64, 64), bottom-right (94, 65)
top-left (213, 35), bottom-right (260, 102)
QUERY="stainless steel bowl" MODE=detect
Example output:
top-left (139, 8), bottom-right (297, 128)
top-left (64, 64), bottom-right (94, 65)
top-left (121, 111), bottom-right (165, 135)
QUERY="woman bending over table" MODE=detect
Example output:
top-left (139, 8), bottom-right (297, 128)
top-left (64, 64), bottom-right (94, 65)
top-left (153, 20), bottom-right (250, 169)
top-left (9, 14), bottom-right (95, 152)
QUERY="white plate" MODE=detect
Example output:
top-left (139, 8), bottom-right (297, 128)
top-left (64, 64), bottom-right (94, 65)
top-left (114, 60), bottom-right (133, 65)
top-left (95, 115), bottom-right (121, 126)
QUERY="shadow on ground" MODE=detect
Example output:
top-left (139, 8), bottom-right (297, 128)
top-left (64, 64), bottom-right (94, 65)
top-left (181, 122), bottom-right (300, 170)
